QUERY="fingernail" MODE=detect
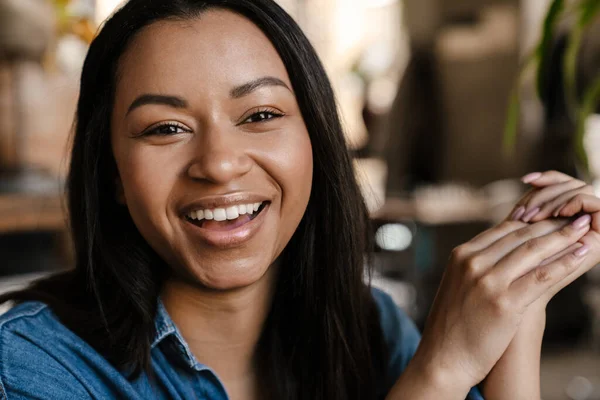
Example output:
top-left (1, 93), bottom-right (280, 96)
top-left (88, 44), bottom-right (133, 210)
top-left (572, 214), bottom-right (592, 229)
top-left (522, 172), bottom-right (542, 184)
top-left (522, 207), bottom-right (540, 222)
top-left (553, 205), bottom-right (565, 218)
top-left (574, 244), bottom-right (590, 257)
top-left (511, 206), bottom-right (526, 220)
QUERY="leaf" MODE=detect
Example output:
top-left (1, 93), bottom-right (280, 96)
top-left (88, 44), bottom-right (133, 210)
top-left (503, 52), bottom-right (537, 155)
top-left (537, 0), bottom-right (566, 100)
top-left (563, 0), bottom-right (600, 120)
top-left (503, 90), bottom-right (521, 156)
top-left (574, 73), bottom-right (600, 172)
top-left (563, 24), bottom-right (584, 117)
top-left (579, 0), bottom-right (600, 25)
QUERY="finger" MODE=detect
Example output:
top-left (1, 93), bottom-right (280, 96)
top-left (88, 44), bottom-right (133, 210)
top-left (468, 218), bottom-right (572, 253)
top-left (558, 194), bottom-right (600, 232)
top-left (559, 193), bottom-right (600, 216)
top-left (540, 231), bottom-right (600, 300)
top-left (468, 221), bottom-right (528, 252)
top-left (463, 219), bottom-right (572, 275)
top-left (508, 176), bottom-right (584, 221)
top-left (491, 215), bottom-right (591, 285)
top-left (508, 189), bottom-right (535, 221)
top-left (521, 170), bottom-right (577, 186)
top-left (519, 180), bottom-right (587, 222)
top-left (453, 221), bottom-right (532, 264)
top-left (529, 184), bottom-right (594, 222)
top-left (511, 232), bottom-right (600, 308)
top-left (539, 242), bottom-right (583, 266)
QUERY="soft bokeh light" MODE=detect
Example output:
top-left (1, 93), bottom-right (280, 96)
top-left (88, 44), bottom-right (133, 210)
top-left (375, 223), bottom-right (413, 252)
top-left (95, 0), bottom-right (124, 25)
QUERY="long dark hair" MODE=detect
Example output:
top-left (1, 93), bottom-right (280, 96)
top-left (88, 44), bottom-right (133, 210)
top-left (0, 1), bottom-right (388, 398)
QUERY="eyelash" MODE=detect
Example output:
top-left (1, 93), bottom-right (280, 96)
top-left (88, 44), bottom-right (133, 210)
top-left (142, 122), bottom-right (190, 137)
top-left (140, 108), bottom-right (285, 137)
top-left (242, 108), bottom-right (285, 124)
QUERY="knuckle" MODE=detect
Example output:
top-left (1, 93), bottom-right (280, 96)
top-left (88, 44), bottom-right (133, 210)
top-left (491, 295), bottom-right (512, 316)
top-left (525, 237), bottom-right (542, 252)
top-left (477, 275), bottom-right (497, 297)
top-left (451, 245), bottom-right (469, 262)
top-left (464, 255), bottom-right (484, 279)
top-left (514, 226), bottom-right (534, 241)
top-left (465, 254), bottom-right (485, 272)
top-left (500, 220), bottom-right (523, 230)
top-left (534, 266), bottom-right (553, 284)
top-left (561, 254), bottom-right (580, 271)
top-left (558, 225), bottom-right (574, 239)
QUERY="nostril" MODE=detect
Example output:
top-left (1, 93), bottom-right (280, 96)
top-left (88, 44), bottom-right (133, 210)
top-left (187, 153), bottom-right (253, 183)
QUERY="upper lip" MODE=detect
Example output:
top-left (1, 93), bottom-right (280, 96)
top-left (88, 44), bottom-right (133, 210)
top-left (179, 192), bottom-right (272, 216)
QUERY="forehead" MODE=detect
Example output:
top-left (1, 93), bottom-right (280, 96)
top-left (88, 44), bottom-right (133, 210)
top-left (115, 9), bottom-right (291, 100)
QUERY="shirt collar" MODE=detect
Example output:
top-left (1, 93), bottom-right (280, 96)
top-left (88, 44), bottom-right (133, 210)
top-left (152, 299), bottom-right (207, 371)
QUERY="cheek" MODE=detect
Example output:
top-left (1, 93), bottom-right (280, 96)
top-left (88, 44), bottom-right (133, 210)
top-left (259, 124), bottom-right (313, 222)
top-left (114, 142), bottom-right (182, 235)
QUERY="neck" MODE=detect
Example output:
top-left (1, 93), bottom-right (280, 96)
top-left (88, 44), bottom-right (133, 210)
top-left (160, 264), bottom-right (278, 394)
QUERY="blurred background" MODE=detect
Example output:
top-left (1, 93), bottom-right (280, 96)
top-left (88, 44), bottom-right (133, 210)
top-left (0, 0), bottom-right (599, 398)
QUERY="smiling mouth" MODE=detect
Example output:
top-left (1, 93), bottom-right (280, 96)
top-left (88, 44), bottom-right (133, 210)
top-left (185, 201), bottom-right (269, 232)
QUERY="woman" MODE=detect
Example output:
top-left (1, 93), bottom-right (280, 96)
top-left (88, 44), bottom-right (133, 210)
top-left (0, 1), bottom-right (598, 399)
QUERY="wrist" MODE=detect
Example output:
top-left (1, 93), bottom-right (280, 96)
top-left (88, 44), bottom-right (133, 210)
top-left (418, 355), bottom-right (474, 395)
top-left (516, 304), bottom-right (546, 340)
top-left (387, 350), bottom-right (474, 400)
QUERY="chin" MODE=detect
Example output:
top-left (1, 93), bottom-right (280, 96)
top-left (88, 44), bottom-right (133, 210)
top-left (188, 258), bottom-right (274, 291)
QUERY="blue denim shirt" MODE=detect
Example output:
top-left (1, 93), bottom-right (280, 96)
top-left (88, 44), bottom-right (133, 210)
top-left (0, 288), bottom-right (483, 399)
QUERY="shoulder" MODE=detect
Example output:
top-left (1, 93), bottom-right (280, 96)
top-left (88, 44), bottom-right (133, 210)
top-left (371, 287), bottom-right (421, 357)
top-left (0, 300), bottom-right (56, 330)
top-left (0, 301), bottom-right (91, 399)
top-left (371, 287), bottom-right (421, 393)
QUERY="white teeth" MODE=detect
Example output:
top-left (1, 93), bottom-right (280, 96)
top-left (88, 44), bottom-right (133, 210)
top-left (213, 208), bottom-right (227, 221)
top-left (226, 206), bottom-right (239, 220)
top-left (187, 201), bottom-right (264, 222)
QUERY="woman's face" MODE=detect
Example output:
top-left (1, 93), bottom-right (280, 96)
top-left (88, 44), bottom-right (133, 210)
top-left (111, 10), bottom-right (313, 290)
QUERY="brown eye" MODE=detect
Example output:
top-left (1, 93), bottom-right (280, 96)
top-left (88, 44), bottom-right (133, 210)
top-left (143, 122), bottom-right (190, 136)
top-left (244, 110), bottom-right (284, 124)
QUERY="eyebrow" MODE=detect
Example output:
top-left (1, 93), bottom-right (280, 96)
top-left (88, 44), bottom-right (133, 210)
top-left (230, 76), bottom-right (291, 98)
top-left (126, 76), bottom-right (291, 115)
top-left (127, 94), bottom-right (188, 115)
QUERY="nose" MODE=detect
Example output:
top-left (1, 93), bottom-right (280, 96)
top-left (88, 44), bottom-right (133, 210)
top-left (186, 126), bottom-right (253, 184)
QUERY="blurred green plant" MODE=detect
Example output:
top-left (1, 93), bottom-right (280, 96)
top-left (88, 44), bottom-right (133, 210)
top-left (504, 0), bottom-right (600, 172)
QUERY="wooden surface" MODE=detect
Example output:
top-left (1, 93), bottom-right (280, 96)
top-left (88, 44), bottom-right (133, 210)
top-left (0, 191), bottom-right (65, 233)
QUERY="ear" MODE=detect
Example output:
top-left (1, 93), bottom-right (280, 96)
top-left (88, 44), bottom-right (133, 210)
top-left (115, 176), bottom-right (126, 205)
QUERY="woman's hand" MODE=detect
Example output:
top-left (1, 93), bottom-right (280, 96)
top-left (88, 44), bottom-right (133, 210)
top-left (510, 170), bottom-right (600, 304)
top-left (388, 216), bottom-right (596, 400)
top-left (511, 170), bottom-right (597, 225)
top-left (483, 170), bottom-right (600, 400)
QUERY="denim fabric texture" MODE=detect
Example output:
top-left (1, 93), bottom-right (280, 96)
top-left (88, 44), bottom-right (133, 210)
top-left (0, 288), bottom-right (483, 399)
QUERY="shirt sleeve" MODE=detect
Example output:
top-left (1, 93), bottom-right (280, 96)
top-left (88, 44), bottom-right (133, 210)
top-left (372, 287), bottom-right (484, 400)
top-left (0, 314), bottom-right (91, 400)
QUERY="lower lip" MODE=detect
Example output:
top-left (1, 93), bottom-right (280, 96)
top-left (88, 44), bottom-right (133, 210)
top-left (182, 204), bottom-right (270, 248)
